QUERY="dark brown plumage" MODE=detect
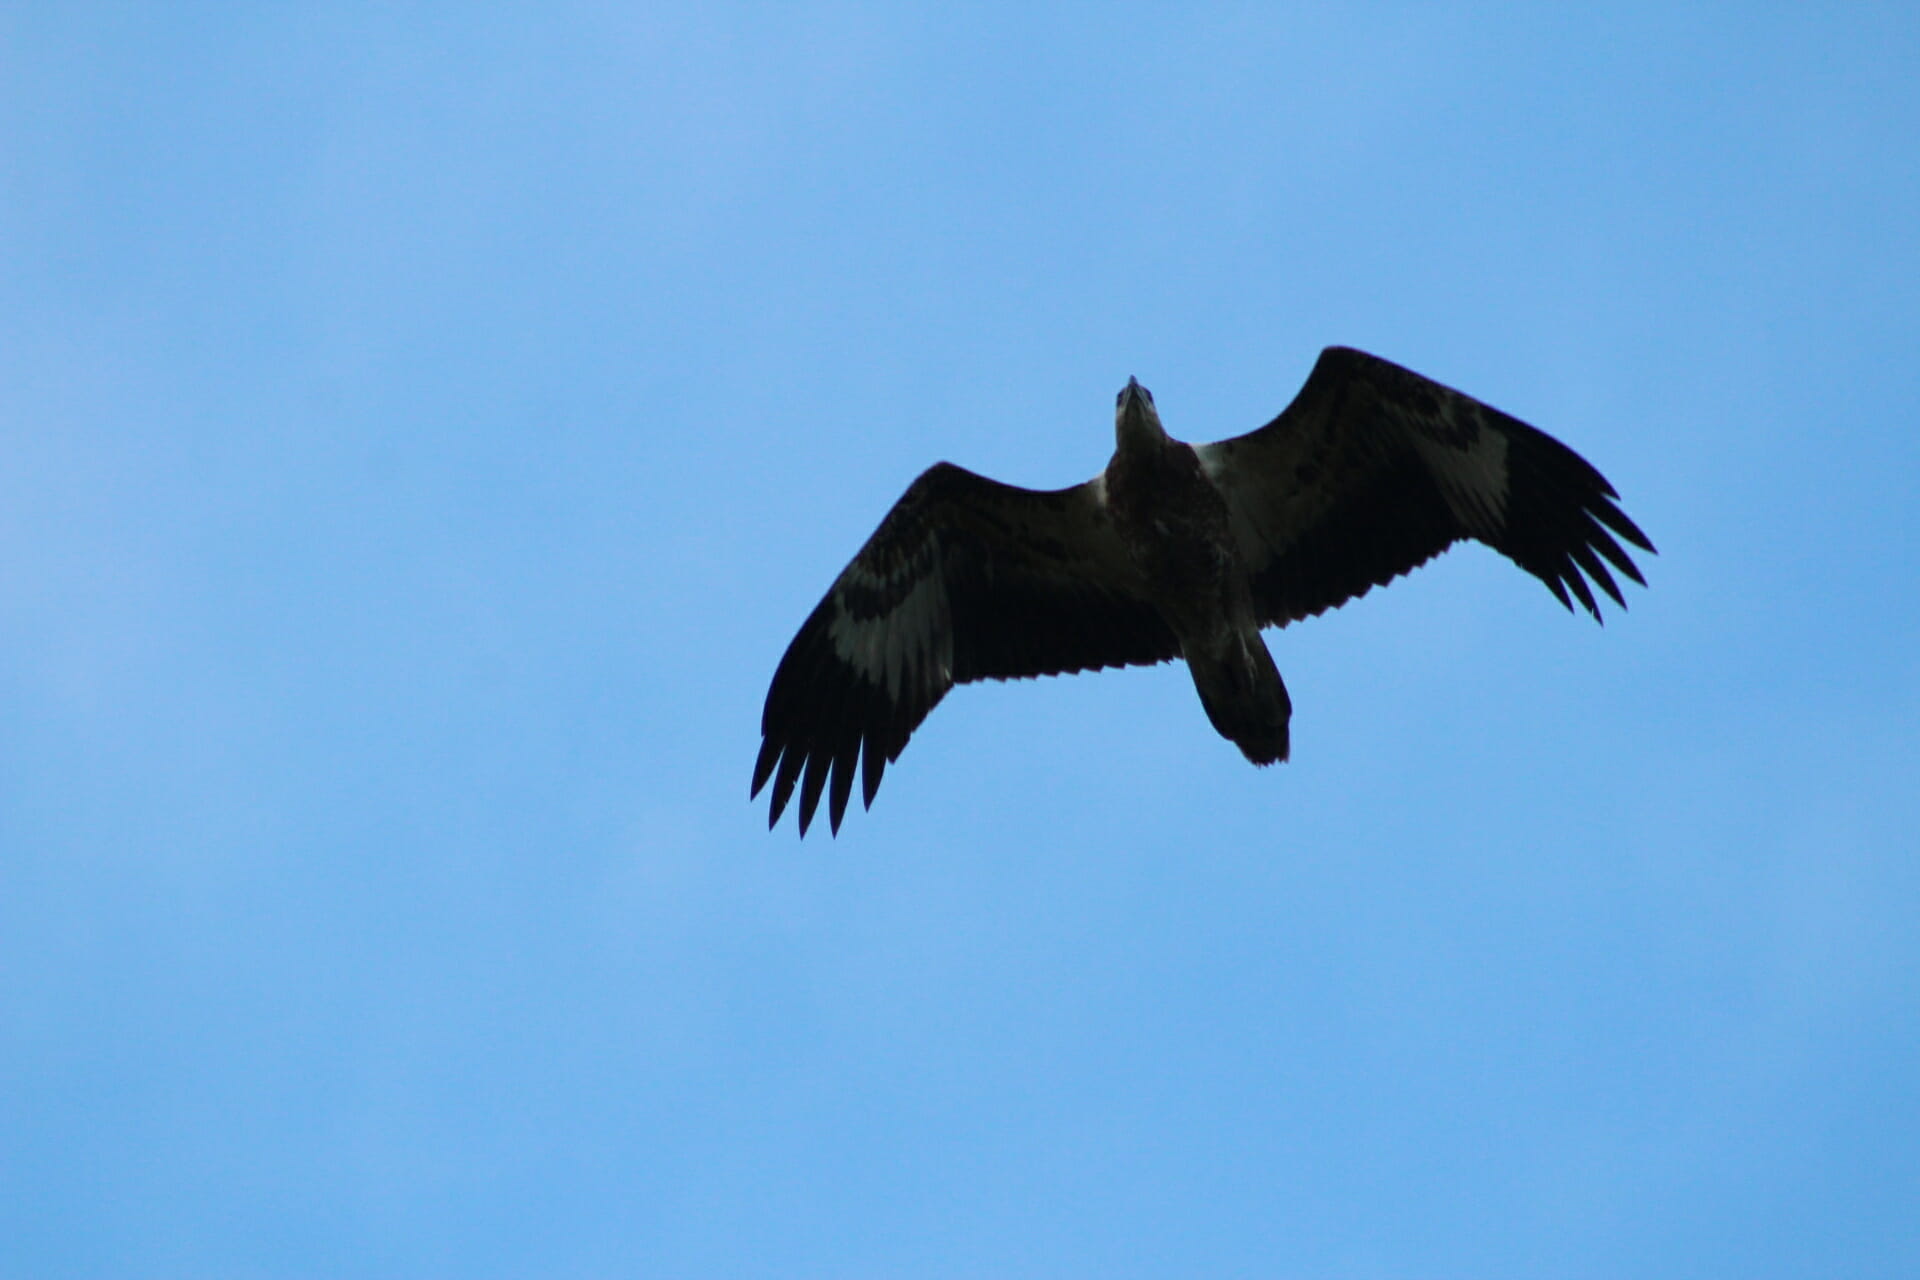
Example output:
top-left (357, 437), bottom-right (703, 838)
top-left (753, 347), bottom-right (1654, 835)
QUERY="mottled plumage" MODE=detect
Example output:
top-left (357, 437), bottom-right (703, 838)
top-left (753, 347), bottom-right (1654, 835)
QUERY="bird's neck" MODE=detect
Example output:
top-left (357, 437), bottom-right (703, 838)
top-left (1115, 413), bottom-right (1169, 460)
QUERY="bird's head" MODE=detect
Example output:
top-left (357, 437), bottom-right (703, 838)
top-left (1114, 376), bottom-right (1166, 453)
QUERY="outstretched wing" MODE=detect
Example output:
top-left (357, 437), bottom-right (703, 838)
top-left (753, 461), bottom-right (1178, 836)
top-left (1194, 347), bottom-right (1655, 628)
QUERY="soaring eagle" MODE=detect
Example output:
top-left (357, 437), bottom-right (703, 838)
top-left (753, 347), bottom-right (1654, 836)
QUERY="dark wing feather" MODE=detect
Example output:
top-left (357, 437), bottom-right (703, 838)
top-left (752, 461), bottom-right (1177, 837)
top-left (1194, 347), bottom-right (1655, 628)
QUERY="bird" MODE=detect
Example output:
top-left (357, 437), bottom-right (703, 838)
top-left (752, 346), bottom-right (1654, 836)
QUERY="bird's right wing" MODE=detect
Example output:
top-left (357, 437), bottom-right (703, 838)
top-left (753, 461), bottom-right (1179, 836)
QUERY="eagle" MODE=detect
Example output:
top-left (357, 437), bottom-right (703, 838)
top-left (753, 347), bottom-right (1654, 836)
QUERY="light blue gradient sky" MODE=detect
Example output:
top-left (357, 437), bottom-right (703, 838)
top-left (3, 5), bottom-right (1917, 1276)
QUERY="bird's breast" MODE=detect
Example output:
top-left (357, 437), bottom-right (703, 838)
top-left (1105, 440), bottom-right (1248, 629)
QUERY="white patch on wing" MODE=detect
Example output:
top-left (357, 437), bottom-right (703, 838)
top-left (827, 567), bottom-right (953, 701)
top-left (1193, 441), bottom-right (1280, 572)
top-left (1412, 406), bottom-right (1510, 536)
top-left (1191, 442), bottom-right (1230, 490)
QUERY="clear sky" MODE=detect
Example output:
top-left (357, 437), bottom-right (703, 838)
top-left (3, 5), bottom-right (1917, 1277)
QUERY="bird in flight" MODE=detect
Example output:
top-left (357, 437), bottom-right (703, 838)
top-left (753, 347), bottom-right (1654, 836)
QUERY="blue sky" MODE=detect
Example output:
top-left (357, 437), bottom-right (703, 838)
top-left (3, 5), bottom-right (1917, 1276)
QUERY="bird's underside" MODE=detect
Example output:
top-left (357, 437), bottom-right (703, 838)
top-left (752, 346), bottom-right (1655, 836)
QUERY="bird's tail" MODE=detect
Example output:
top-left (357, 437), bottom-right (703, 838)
top-left (1188, 630), bottom-right (1291, 765)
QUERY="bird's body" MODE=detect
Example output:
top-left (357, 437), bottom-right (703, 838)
top-left (753, 348), bottom-right (1654, 836)
top-left (1103, 379), bottom-right (1292, 765)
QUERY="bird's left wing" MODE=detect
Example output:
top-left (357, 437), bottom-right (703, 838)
top-left (1194, 347), bottom-right (1655, 629)
top-left (753, 461), bottom-right (1178, 836)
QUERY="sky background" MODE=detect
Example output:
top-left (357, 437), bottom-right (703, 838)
top-left (3, 4), bottom-right (1918, 1277)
